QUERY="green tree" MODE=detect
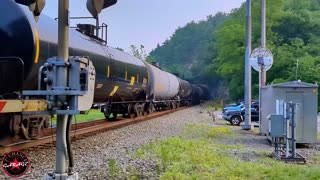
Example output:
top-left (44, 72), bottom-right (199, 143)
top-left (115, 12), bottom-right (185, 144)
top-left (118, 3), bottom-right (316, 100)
top-left (148, 13), bottom-right (228, 98)
top-left (148, 0), bottom-right (320, 102)
top-left (129, 45), bottom-right (147, 60)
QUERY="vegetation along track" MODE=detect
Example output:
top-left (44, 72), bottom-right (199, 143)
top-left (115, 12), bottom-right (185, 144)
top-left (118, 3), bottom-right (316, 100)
top-left (0, 107), bottom-right (187, 156)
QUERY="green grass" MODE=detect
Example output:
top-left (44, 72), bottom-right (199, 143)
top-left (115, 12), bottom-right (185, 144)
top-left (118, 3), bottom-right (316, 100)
top-left (50, 109), bottom-right (105, 125)
top-left (318, 132), bottom-right (320, 140)
top-left (133, 124), bottom-right (320, 179)
top-left (107, 159), bottom-right (121, 176)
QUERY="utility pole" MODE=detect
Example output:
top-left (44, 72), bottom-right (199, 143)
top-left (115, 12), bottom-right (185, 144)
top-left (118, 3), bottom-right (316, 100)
top-left (259, 0), bottom-right (266, 132)
top-left (261, 0), bottom-right (266, 86)
top-left (243, 0), bottom-right (252, 130)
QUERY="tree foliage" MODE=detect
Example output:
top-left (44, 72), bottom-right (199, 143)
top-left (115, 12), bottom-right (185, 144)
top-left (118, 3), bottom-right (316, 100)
top-left (148, 0), bottom-right (320, 100)
top-left (148, 13), bottom-right (227, 81)
top-left (129, 45), bottom-right (148, 60)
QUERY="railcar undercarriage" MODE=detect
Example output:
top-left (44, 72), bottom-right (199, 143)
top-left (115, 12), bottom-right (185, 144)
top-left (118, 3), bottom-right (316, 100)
top-left (0, 113), bottom-right (50, 145)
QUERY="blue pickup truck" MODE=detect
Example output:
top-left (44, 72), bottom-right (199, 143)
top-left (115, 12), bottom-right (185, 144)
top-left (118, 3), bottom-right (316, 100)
top-left (222, 100), bottom-right (258, 113)
top-left (222, 104), bottom-right (245, 113)
top-left (222, 103), bottom-right (259, 125)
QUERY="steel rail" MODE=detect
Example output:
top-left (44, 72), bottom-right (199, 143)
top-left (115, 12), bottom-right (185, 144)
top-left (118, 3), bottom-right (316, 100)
top-left (0, 107), bottom-right (187, 156)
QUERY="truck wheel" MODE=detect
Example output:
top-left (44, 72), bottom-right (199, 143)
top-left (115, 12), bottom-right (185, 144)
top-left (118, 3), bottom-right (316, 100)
top-left (230, 116), bottom-right (241, 126)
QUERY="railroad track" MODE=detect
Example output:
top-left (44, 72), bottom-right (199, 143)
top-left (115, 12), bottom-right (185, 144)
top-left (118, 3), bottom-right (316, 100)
top-left (0, 107), bottom-right (187, 156)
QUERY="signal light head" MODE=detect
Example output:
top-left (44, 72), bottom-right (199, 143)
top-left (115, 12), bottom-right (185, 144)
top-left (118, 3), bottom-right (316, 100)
top-left (87, 0), bottom-right (117, 19)
top-left (15, 0), bottom-right (45, 19)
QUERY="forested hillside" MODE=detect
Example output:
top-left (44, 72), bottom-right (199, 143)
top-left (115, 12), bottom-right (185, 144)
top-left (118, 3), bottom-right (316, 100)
top-left (148, 0), bottom-right (320, 101)
top-left (147, 13), bottom-right (227, 90)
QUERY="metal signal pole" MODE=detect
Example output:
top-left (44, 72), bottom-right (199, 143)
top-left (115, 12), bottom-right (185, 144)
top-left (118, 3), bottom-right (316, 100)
top-left (261, 0), bottom-right (266, 86)
top-left (243, 0), bottom-right (252, 130)
top-left (55, 0), bottom-right (69, 176)
top-left (259, 0), bottom-right (266, 132)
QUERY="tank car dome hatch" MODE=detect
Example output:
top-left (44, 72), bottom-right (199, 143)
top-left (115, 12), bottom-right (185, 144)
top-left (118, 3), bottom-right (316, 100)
top-left (77, 24), bottom-right (96, 37)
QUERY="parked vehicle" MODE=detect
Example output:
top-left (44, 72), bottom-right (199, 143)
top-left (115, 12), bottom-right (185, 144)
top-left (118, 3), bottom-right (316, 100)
top-left (222, 104), bottom-right (259, 125)
top-left (222, 100), bottom-right (258, 113)
top-left (222, 103), bottom-right (244, 113)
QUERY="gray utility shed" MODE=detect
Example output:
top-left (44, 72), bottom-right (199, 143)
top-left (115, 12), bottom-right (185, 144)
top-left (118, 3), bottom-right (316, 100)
top-left (260, 81), bottom-right (318, 144)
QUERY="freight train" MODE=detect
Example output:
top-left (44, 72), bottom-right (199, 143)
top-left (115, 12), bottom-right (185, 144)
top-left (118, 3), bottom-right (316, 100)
top-left (0, 0), bottom-right (208, 142)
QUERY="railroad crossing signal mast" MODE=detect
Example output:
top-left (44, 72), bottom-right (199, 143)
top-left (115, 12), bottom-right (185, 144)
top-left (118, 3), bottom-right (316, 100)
top-left (14, 0), bottom-right (116, 179)
top-left (243, 0), bottom-right (252, 130)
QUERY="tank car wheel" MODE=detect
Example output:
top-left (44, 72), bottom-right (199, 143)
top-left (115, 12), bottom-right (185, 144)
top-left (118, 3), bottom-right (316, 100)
top-left (106, 112), bottom-right (118, 121)
top-left (144, 104), bottom-right (150, 115)
top-left (150, 104), bottom-right (154, 113)
top-left (141, 103), bottom-right (146, 116)
top-left (128, 113), bottom-right (135, 118)
top-left (112, 112), bottom-right (118, 119)
top-left (20, 117), bottom-right (46, 139)
top-left (0, 114), bottom-right (17, 144)
top-left (146, 104), bottom-right (154, 115)
top-left (170, 102), bottom-right (174, 110)
top-left (32, 118), bottom-right (45, 139)
top-left (20, 118), bottom-right (31, 140)
top-left (134, 104), bottom-right (141, 117)
top-left (128, 104), bottom-right (136, 118)
top-left (172, 102), bottom-right (177, 109)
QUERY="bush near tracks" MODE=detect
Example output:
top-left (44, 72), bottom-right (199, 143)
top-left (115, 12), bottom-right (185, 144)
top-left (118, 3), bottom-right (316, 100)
top-left (133, 123), bottom-right (320, 179)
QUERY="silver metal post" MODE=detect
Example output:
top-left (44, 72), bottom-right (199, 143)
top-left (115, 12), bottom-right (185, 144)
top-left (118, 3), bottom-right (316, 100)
top-left (58, 0), bottom-right (69, 61)
top-left (291, 103), bottom-right (295, 158)
top-left (243, 0), bottom-right (252, 130)
top-left (259, 0), bottom-right (266, 132)
top-left (55, 115), bottom-right (68, 175)
top-left (286, 114), bottom-right (289, 157)
top-left (260, 0), bottom-right (266, 86)
top-left (261, 0), bottom-right (266, 48)
top-left (56, 0), bottom-right (69, 176)
top-left (96, 17), bottom-right (99, 37)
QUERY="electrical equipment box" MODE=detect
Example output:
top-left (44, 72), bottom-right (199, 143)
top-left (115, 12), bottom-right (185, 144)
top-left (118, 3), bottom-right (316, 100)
top-left (268, 114), bottom-right (285, 138)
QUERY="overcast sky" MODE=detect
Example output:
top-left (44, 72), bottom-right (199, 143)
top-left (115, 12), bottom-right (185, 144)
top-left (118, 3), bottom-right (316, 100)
top-left (42, 0), bottom-right (245, 53)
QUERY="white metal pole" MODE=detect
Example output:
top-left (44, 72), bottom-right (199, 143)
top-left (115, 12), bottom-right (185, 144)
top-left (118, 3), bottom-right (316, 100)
top-left (243, 0), bottom-right (252, 130)
top-left (261, 0), bottom-right (266, 85)
top-left (261, 0), bottom-right (266, 48)
top-left (259, 0), bottom-right (266, 133)
top-left (56, 0), bottom-right (69, 175)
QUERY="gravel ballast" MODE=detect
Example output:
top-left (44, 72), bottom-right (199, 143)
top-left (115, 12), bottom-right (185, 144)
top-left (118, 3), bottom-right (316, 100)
top-left (0, 105), bottom-right (319, 179)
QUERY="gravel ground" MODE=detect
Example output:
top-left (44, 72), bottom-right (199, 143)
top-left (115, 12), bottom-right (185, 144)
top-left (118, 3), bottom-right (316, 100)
top-left (0, 105), bottom-right (319, 179)
top-left (0, 105), bottom-right (209, 179)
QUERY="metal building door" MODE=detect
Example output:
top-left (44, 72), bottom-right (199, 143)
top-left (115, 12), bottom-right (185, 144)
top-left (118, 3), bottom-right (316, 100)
top-left (286, 92), bottom-right (304, 142)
